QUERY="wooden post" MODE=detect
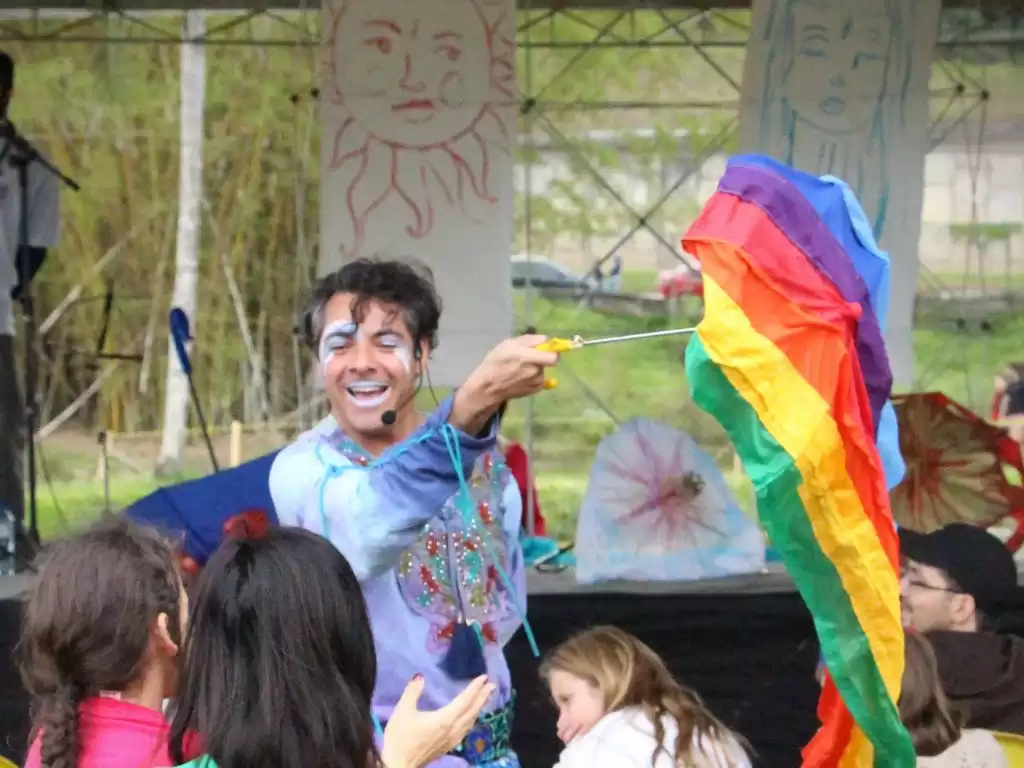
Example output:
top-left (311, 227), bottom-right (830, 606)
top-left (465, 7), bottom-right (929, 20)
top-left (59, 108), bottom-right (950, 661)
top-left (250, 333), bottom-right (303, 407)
top-left (95, 431), bottom-right (115, 482)
top-left (230, 420), bottom-right (242, 468)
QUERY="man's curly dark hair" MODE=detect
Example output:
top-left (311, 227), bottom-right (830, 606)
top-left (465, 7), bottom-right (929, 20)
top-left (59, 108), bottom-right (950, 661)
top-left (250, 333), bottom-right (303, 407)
top-left (297, 258), bottom-right (443, 353)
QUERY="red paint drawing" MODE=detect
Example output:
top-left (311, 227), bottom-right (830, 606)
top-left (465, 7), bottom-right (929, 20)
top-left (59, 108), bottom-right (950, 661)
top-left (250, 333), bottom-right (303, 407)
top-left (324, 0), bottom-right (515, 259)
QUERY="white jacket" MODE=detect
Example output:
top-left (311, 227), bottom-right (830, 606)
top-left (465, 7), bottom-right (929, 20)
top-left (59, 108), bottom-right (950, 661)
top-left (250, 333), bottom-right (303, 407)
top-left (916, 729), bottom-right (1009, 768)
top-left (553, 707), bottom-right (752, 768)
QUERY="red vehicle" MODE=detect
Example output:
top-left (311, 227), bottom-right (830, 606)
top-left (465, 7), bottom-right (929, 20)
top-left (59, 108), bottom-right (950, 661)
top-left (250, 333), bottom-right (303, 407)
top-left (657, 265), bottom-right (704, 299)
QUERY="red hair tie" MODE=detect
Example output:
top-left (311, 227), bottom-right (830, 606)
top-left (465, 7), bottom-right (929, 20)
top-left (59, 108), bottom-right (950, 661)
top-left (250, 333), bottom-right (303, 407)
top-left (223, 509), bottom-right (270, 540)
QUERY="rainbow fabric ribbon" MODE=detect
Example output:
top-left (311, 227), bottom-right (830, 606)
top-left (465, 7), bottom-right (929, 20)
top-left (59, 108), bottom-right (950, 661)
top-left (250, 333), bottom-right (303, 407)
top-left (684, 156), bottom-right (912, 767)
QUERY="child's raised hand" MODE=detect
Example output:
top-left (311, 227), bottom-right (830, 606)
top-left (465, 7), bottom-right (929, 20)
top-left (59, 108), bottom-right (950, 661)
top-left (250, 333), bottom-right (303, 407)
top-left (380, 674), bottom-right (496, 768)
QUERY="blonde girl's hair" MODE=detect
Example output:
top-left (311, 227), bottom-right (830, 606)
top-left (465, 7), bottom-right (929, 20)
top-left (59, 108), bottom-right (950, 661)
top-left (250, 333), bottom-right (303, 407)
top-left (898, 631), bottom-right (962, 757)
top-left (540, 626), bottom-right (751, 767)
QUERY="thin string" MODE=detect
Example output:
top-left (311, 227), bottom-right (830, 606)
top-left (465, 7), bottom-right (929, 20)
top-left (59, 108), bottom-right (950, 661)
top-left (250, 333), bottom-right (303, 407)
top-left (440, 424), bottom-right (540, 658)
top-left (314, 433), bottom-right (432, 540)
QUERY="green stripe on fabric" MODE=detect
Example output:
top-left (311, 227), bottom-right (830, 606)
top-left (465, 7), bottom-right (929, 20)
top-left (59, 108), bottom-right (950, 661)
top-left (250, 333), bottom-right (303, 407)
top-left (685, 336), bottom-right (914, 767)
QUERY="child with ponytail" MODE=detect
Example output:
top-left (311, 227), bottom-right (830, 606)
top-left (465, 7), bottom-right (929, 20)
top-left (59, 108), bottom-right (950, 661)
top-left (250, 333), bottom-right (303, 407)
top-left (541, 626), bottom-right (751, 768)
top-left (17, 517), bottom-right (200, 768)
top-left (168, 526), bottom-right (494, 768)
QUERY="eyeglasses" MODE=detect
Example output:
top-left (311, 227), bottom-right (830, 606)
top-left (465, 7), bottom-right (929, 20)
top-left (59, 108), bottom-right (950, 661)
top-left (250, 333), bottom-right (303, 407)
top-left (903, 579), bottom-right (961, 595)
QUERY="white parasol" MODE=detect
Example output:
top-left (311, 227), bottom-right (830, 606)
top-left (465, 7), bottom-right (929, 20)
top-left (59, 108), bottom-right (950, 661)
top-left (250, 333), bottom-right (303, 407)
top-left (575, 418), bottom-right (765, 584)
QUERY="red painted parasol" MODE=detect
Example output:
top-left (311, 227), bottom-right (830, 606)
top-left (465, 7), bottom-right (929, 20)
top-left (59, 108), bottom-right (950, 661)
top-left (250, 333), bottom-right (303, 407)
top-left (890, 392), bottom-right (1024, 550)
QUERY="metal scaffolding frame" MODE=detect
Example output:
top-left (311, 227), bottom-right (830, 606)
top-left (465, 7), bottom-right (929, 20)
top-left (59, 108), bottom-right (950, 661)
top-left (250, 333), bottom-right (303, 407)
top-left (4, 1), bottom-right (1021, 534)
top-left (2, 0), bottom-right (1023, 45)
top-left (516, 4), bottom-right (747, 286)
top-left (7, 5), bottom-right (1016, 383)
top-left (0, 0), bottom-right (1020, 12)
top-left (510, 5), bottom-right (1014, 532)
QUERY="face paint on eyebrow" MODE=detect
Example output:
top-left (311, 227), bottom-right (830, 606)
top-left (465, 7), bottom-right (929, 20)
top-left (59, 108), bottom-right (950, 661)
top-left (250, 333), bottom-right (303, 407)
top-left (319, 321), bottom-right (358, 365)
top-left (372, 330), bottom-right (412, 374)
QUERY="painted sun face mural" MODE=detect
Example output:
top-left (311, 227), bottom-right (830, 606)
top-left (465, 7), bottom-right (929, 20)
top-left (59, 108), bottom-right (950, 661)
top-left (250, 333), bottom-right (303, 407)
top-left (324, 0), bottom-right (515, 259)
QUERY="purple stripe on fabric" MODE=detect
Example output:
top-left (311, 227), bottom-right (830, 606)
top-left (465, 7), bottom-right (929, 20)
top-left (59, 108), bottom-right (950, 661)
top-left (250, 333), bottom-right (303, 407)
top-left (717, 162), bottom-right (892, 433)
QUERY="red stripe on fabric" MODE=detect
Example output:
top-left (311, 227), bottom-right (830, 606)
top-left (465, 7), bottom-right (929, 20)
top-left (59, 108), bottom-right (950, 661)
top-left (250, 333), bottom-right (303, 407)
top-left (804, 676), bottom-right (857, 767)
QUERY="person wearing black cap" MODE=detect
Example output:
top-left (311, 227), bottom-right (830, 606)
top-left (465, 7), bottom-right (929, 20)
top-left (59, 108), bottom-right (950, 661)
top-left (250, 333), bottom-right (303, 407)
top-left (900, 523), bottom-right (1024, 735)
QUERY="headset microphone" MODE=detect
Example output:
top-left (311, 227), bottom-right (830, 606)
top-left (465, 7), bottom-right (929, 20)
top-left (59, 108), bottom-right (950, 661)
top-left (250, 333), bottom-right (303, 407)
top-left (379, 345), bottom-right (424, 428)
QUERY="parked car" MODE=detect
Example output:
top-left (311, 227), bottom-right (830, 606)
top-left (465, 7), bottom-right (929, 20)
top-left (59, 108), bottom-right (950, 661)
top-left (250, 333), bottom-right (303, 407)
top-left (657, 264), bottom-right (703, 299)
top-left (510, 256), bottom-right (590, 290)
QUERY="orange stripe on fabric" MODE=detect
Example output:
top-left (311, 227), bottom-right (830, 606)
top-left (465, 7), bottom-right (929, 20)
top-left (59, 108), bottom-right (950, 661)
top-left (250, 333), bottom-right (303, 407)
top-left (688, 194), bottom-right (855, 328)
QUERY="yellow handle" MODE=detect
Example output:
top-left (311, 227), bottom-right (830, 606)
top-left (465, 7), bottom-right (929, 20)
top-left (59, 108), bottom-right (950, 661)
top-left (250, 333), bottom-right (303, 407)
top-left (536, 338), bottom-right (574, 354)
top-left (537, 338), bottom-right (572, 389)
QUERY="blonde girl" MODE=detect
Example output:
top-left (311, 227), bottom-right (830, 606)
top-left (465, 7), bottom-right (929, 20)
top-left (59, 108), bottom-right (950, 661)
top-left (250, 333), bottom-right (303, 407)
top-left (540, 626), bottom-right (751, 768)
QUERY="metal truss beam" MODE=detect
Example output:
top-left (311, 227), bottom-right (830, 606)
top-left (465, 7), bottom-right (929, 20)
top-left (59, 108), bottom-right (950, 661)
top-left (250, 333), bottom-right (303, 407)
top-left (0, 5), bottom-right (747, 48)
top-left (0, 7), bottom-right (318, 43)
top-left (3, 3), bottom-right (1020, 49)
top-left (0, 0), bottom-right (1018, 14)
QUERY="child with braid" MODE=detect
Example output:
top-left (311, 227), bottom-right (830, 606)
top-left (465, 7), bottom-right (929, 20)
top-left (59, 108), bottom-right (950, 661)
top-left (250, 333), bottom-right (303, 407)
top-left (17, 517), bottom-right (201, 768)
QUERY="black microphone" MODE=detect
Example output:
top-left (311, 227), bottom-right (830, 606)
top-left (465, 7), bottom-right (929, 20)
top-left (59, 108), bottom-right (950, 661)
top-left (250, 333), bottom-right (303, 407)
top-left (380, 347), bottom-right (423, 427)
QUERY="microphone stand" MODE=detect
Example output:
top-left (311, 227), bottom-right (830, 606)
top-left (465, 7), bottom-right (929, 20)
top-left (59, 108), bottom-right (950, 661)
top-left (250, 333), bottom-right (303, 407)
top-left (9, 125), bottom-right (79, 552)
top-left (97, 430), bottom-right (111, 515)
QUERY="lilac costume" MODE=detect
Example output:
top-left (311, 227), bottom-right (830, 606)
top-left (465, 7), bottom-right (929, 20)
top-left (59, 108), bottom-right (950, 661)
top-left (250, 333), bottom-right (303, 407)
top-left (269, 396), bottom-right (525, 768)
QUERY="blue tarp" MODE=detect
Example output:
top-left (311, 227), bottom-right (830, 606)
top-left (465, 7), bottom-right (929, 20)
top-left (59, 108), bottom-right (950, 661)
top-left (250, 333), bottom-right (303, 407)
top-left (125, 451), bottom-right (280, 563)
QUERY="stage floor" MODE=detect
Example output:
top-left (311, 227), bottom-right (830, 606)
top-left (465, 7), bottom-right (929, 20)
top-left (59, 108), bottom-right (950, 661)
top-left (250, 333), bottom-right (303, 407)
top-left (0, 565), bottom-right (796, 601)
top-left (525, 562), bottom-right (794, 595)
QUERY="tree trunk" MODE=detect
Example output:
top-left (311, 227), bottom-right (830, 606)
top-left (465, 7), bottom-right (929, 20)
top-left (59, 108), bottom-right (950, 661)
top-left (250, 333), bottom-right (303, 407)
top-left (157, 10), bottom-right (206, 474)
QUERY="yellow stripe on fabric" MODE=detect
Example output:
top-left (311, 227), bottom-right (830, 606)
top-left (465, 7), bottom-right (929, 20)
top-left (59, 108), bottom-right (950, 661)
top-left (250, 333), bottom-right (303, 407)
top-left (697, 276), bottom-right (903, 704)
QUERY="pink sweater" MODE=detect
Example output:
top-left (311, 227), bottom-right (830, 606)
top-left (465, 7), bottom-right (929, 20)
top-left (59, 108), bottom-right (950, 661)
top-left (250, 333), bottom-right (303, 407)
top-left (24, 696), bottom-right (200, 768)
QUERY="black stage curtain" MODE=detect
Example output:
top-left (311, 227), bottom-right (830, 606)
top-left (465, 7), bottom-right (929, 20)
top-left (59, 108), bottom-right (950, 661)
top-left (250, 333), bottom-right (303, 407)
top-left (506, 591), bottom-right (820, 767)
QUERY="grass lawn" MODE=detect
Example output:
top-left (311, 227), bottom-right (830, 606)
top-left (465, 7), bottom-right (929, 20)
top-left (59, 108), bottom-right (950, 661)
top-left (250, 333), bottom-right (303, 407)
top-left (31, 291), bottom-right (1024, 545)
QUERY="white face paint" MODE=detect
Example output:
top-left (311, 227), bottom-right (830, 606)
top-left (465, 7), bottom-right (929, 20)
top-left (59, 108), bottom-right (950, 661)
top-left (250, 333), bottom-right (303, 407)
top-left (318, 320), bottom-right (417, 412)
top-left (392, 340), bottom-right (413, 375)
top-left (345, 381), bottom-right (392, 410)
top-left (319, 321), bottom-right (358, 366)
top-left (319, 322), bottom-right (413, 371)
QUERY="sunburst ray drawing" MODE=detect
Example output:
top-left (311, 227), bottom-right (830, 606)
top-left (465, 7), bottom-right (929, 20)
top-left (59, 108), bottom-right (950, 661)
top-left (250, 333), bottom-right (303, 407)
top-left (324, 0), bottom-right (515, 258)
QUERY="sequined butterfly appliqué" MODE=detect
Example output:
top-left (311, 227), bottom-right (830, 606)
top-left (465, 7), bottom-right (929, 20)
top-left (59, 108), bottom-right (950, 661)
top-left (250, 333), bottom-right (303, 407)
top-left (396, 450), bottom-right (513, 654)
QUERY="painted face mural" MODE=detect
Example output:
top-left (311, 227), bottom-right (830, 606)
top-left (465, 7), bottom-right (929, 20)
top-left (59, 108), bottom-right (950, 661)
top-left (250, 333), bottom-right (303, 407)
top-left (784, 0), bottom-right (891, 135)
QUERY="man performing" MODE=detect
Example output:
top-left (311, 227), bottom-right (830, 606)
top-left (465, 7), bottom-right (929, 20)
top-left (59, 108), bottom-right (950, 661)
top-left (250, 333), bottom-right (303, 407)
top-left (270, 259), bottom-right (557, 768)
top-left (0, 51), bottom-right (61, 561)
